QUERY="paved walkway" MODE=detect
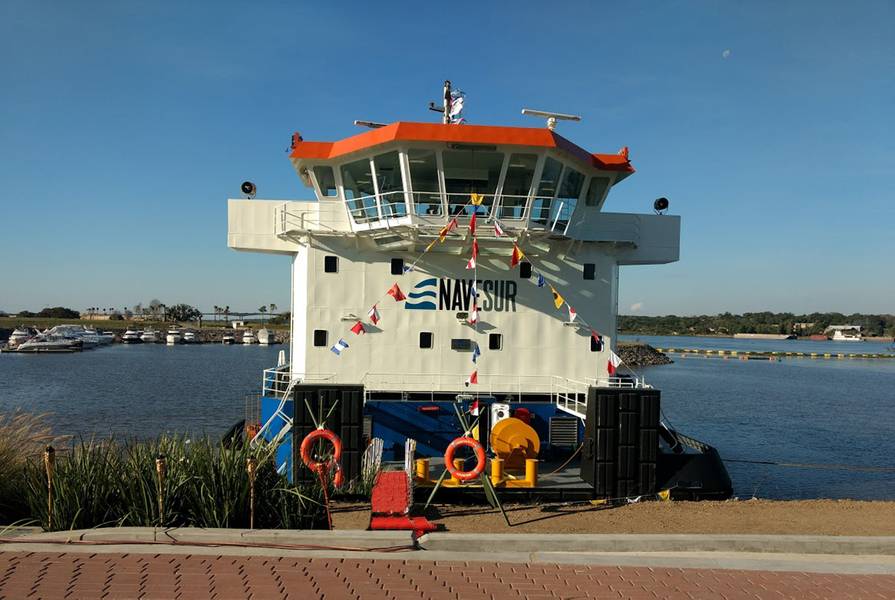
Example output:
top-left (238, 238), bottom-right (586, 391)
top-left (1, 551), bottom-right (893, 599)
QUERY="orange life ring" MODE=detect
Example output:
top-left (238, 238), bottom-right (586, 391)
top-left (444, 436), bottom-right (486, 482)
top-left (300, 428), bottom-right (344, 487)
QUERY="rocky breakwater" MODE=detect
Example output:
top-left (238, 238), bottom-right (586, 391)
top-left (617, 342), bottom-right (673, 367)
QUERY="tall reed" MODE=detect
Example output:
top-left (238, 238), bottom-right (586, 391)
top-left (0, 411), bottom-right (65, 523)
top-left (15, 433), bottom-right (324, 531)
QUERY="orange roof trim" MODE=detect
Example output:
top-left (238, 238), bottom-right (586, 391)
top-left (289, 122), bottom-right (634, 173)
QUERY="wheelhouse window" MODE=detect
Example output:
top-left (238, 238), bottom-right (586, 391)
top-left (341, 158), bottom-right (378, 223)
top-left (553, 167), bottom-right (585, 228)
top-left (532, 157), bottom-right (562, 224)
top-left (313, 330), bottom-right (328, 347)
top-left (585, 176), bottom-right (611, 207)
top-left (313, 166), bottom-right (338, 197)
top-left (373, 151), bottom-right (406, 218)
top-left (442, 147), bottom-right (504, 217)
top-left (407, 149), bottom-right (442, 217)
top-left (499, 153), bottom-right (537, 220)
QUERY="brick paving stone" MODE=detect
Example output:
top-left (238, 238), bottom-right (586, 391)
top-left (0, 551), bottom-right (894, 599)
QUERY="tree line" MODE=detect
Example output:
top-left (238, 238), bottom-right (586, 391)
top-left (619, 312), bottom-right (895, 337)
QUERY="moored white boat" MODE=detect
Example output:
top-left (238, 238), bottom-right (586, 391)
top-left (242, 330), bottom-right (256, 345)
top-left (832, 330), bottom-right (863, 342)
top-left (183, 331), bottom-right (198, 344)
top-left (122, 328), bottom-right (142, 343)
top-left (222, 333), bottom-right (236, 344)
top-left (257, 328), bottom-right (273, 345)
top-left (16, 334), bottom-right (82, 353)
top-left (140, 329), bottom-right (159, 343)
top-left (166, 327), bottom-right (182, 345)
top-left (8, 327), bottom-right (37, 349)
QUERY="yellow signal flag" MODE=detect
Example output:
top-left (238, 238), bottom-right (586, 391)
top-left (470, 193), bottom-right (485, 206)
top-left (550, 286), bottom-right (565, 309)
top-left (425, 239), bottom-right (437, 252)
top-left (658, 489), bottom-right (671, 501)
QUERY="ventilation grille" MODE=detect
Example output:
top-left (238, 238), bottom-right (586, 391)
top-left (549, 417), bottom-right (579, 447)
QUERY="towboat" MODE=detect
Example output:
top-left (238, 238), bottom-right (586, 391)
top-left (228, 83), bottom-right (732, 501)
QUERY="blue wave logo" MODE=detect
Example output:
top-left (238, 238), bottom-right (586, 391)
top-left (405, 278), bottom-right (437, 310)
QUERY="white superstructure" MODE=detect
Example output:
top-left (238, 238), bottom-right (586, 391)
top-left (228, 118), bottom-right (679, 396)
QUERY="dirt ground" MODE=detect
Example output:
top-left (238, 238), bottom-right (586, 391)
top-left (331, 499), bottom-right (895, 536)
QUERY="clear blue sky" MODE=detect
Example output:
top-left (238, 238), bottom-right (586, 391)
top-left (1, 0), bottom-right (892, 316)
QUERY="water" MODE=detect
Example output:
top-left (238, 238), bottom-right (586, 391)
top-left (0, 343), bottom-right (280, 439)
top-left (1, 338), bottom-right (893, 499)
top-left (621, 335), bottom-right (895, 500)
top-left (621, 334), bottom-right (895, 356)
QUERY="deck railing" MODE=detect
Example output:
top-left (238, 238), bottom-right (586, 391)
top-left (259, 366), bottom-right (653, 421)
top-left (273, 191), bottom-right (581, 238)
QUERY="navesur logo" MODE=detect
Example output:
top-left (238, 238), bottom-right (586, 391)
top-left (405, 278), bottom-right (518, 312)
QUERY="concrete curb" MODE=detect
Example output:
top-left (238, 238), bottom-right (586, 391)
top-left (417, 533), bottom-right (895, 556)
top-left (13, 527), bottom-right (414, 549)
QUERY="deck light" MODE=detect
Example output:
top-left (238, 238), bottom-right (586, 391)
top-left (241, 181), bottom-right (256, 199)
top-left (654, 197), bottom-right (669, 214)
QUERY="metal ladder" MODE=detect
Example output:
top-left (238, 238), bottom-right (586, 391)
top-left (252, 377), bottom-right (300, 473)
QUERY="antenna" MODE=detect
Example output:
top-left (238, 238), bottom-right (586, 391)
top-left (354, 120), bottom-right (387, 129)
top-left (427, 80), bottom-right (454, 124)
top-left (521, 108), bottom-right (582, 131)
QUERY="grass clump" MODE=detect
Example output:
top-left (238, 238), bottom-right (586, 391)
top-left (12, 433), bottom-right (324, 531)
top-left (0, 411), bottom-right (65, 523)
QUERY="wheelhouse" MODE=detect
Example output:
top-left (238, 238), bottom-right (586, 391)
top-left (289, 122), bottom-right (634, 237)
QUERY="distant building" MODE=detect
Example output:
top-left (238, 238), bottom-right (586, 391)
top-left (824, 325), bottom-right (863, 333)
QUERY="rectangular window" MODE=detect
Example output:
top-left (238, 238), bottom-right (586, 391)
top-left (532, 157), bottom-right (562, 224)
top-left (391, 258), bottom-right (404, 275)
top-left (583, 263), bottom-right (595, 280)
top-left (489, 333), bottom-right (502, 350)
top-left (419, 332), bottom-right (433, 349)
top-left (373, 151), bottom-right (406, 218)
top-left (407, 149), bottom-right (442, 217)
top-left (585, 176), bottom-right (611, 207)
top-left (313, 330), bottom-right (328, 347)
top-left (442, 149), bottom-right (504, 216)
top-left (313, 166), bottom-right (337, 197)
top-left (499, 153), bottom-right (537, 219)
top-left (451, 338), bottom-right (472, 351)
top-left (519, 262), bottom-right (532, 279)
top-left (553, 167), bottom-right (585, 227)
top-left (324, 256), bottom-right (338, 273)
top-left (340, 157), bottom-right (378, 223)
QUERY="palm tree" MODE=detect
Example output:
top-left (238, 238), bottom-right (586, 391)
top-left (224, 306), bottom-right (230, 324)
top-left (258, 305), bottom-right (268, 325)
